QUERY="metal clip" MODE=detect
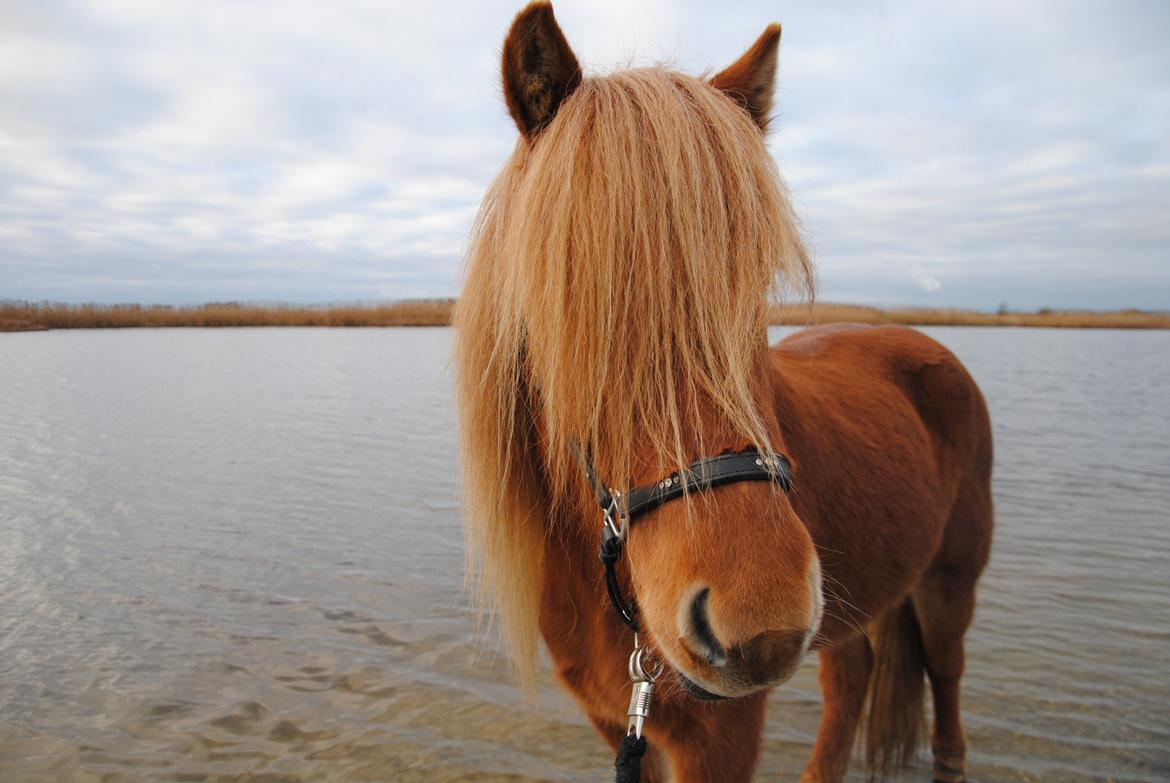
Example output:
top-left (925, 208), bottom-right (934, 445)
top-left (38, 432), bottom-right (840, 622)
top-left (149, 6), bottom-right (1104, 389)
top-left (626, 637), bottom-right (663, 738)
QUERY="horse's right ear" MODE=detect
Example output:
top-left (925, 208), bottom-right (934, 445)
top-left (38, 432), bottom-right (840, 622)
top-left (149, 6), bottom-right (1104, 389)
top-left (502, 1), bottom-right (582, 140)
top-left (711, 24), bottom-right (782, 133)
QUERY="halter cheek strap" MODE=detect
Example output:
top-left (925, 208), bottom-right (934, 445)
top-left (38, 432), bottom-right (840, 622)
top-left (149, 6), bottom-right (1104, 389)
top-left (578, 446), bottom-right (794, 632)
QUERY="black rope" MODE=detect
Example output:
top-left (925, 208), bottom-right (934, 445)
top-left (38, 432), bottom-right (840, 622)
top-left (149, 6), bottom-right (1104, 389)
top-left (614, 734), bottom-right (648, 783)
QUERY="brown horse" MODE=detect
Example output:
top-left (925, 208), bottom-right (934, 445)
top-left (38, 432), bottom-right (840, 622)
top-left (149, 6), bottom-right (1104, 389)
top-left (454, 3), bottom-right (993, 781)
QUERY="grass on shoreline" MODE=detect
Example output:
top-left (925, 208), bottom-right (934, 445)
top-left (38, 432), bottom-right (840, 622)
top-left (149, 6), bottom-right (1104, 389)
top-left (2, 299), bottom-right (1168, 331)
top-left (768, 302), bottom-right (1170, 329)
top-left (0, 300), bottom-right (453, 330)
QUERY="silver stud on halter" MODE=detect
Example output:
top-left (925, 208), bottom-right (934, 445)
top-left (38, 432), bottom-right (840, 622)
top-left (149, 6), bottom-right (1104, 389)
top-left (626, 634), bottom-right (663, 739)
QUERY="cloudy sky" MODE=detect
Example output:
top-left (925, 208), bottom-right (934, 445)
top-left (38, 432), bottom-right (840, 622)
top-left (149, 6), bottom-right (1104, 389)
top-left (1, 0), bottom-right (1167, 309)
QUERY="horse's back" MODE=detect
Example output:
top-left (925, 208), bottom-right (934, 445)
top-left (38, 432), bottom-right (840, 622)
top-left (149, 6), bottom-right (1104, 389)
top-left (775, 322), bottom-right (965, 374)
top-left (773, 323), bottom-right (989, 460)
top-left (767, 324), bottom-right (993, 636)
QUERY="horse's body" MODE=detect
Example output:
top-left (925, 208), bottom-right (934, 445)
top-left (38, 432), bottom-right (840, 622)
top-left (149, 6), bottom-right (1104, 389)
top-left (540, 324), bottom-right (992, 781)
top-left (456, 4), bottom-right (992, 781)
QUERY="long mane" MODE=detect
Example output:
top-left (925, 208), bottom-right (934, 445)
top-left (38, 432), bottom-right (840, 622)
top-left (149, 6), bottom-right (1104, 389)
top-left (454, 67), bottom-right (811, 683)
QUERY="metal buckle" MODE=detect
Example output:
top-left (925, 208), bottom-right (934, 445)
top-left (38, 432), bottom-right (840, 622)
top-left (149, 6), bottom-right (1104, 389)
top-left (602, 491), bottom-right (626, 544)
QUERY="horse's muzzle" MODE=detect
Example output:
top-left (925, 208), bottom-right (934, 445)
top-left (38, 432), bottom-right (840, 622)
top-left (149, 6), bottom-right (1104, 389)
top-left (675, 579), bottom-right (817, 697)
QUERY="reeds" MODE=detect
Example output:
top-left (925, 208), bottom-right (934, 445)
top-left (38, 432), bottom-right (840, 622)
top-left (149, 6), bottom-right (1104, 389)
top-left (0, 318), bottom-right (50, 332)
top-left (1, 299), bottom-right (1166, 331)
top-left (0, 299), bottom-right (454, 330)
top-left (768, 302), bottom-right (1170, 330)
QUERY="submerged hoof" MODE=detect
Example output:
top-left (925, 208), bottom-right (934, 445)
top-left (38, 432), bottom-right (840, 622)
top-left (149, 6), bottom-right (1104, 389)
top-left (933, 759), bottom-right (967, 783)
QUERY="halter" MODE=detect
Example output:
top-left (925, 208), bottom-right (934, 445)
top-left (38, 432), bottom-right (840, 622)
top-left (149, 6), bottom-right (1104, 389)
top-left (576, 447), bottom-right (794, 778)
top-left (578, 446), bottom-right (795, 632)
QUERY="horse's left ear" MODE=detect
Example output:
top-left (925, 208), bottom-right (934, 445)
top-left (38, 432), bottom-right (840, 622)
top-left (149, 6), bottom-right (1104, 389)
top-left (502, 1), bottom-right (583, 140)
top-left (710, 23), bottom-right (782, 133)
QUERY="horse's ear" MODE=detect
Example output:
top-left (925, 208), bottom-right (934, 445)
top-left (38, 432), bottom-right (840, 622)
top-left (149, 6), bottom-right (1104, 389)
top-left (502, 2), bottom-right (582, 140)
top-left (710, 23), bottom-right (782, 133)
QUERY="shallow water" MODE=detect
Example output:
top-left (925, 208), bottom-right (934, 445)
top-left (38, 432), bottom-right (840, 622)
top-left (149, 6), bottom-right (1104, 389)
top-left (0, 326), bottom-right (1167, 782)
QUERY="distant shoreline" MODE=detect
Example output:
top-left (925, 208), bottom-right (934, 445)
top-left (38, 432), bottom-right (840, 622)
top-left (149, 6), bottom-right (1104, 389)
top-left (2, 299), bottom-right (1168, 331)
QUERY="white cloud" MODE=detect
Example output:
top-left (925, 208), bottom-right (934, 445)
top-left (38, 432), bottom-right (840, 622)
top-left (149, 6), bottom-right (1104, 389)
top-left (0, 0), bottom-right (1167, 307)
top-left (913, 271), bottom-right (943, 293)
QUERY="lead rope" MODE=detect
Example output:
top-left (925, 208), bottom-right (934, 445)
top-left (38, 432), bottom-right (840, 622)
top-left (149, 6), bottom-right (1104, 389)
top-left (615, 636), bottom-right (662, 782)
top-left (614, 735), bottom-right (647, 782)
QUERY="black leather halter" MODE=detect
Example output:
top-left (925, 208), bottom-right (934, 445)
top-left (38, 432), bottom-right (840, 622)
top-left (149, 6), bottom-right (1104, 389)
top-left (578, 447), bottom-right (794, 632)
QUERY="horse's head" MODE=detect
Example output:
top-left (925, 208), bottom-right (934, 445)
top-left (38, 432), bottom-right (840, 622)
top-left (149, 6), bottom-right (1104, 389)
top-left (456, 1), bottom-right (819, 699)
top-left (625, 475), bottom-right (824, 700)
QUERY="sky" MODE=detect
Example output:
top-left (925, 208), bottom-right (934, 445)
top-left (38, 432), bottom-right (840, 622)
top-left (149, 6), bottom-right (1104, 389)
top-left (1, 0), bottom-right (1168, 310)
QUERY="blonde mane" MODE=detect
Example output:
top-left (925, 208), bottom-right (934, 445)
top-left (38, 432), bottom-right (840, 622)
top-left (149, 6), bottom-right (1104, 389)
top-left (454, 67), bottom-right (811, 684)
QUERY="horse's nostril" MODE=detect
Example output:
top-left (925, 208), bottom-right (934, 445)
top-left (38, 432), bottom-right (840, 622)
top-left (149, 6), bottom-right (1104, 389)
top-left (685, 587), bottom-right (728, 667)
top-left (737, 628), bottom-right (809, 686)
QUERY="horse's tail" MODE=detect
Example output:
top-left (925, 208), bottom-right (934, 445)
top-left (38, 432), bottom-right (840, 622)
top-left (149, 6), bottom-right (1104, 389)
top-left (864, 597), bottom-right (926, 779)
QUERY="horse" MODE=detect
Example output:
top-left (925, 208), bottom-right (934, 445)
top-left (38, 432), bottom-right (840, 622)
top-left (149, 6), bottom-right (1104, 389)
top-left (454, 4), bottom-right (993, 781)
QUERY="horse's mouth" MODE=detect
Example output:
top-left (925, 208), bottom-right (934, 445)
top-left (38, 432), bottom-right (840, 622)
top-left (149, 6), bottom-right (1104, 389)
top-left (678, 674), bottom-right (729, 701)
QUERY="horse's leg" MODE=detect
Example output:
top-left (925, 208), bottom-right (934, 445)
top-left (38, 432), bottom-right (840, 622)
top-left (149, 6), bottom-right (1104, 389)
top-left (913, 477), bottom-right (992, 783)
top-left (799, 633), bottom-right (872, 783)
top-left (913, 572), bottom-right (976, 783)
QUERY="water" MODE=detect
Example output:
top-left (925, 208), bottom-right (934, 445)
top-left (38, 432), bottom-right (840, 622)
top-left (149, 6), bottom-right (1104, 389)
top-left (0, 326), bottom-right (1167, 782)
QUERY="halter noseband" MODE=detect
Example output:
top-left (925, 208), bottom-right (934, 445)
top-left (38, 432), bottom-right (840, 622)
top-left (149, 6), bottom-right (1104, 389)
top-left (578, 446), bottom-right (794, 632)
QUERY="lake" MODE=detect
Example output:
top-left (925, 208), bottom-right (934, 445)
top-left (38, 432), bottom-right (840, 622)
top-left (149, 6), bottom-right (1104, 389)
top-left (1, 327), bottom-right (1168, 782)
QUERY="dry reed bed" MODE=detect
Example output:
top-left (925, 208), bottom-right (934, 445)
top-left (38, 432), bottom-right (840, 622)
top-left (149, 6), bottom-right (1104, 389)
top-left (769, 303), bottom-right (1170, 329)
top-left (0, 300), bottom-right (454, 329)
top-left (2, 300), bottom-right (1167, 331)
